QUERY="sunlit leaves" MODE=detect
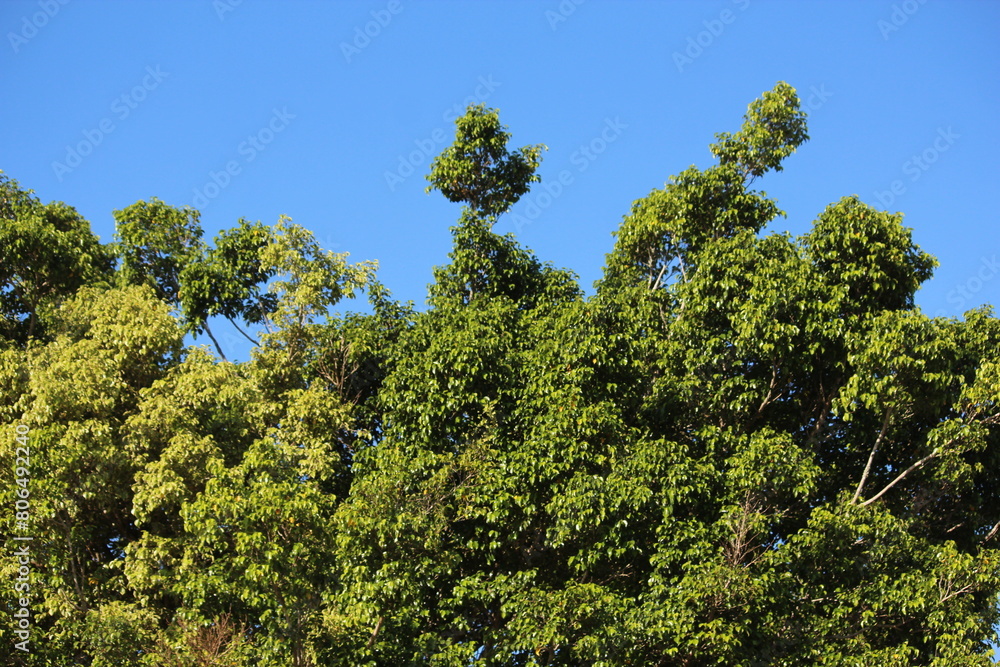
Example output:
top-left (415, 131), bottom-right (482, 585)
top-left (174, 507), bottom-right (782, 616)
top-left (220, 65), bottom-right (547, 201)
top-left (113, 198), bottom-right (204, 304)
top-left (0, 172), bottom-right (114, 342)
top-left (803, 195), bottom-right (937, 314)
top-left (710, 80), bottom-right (809, 181)
top-left (426, 103), bottom-right (545, 220)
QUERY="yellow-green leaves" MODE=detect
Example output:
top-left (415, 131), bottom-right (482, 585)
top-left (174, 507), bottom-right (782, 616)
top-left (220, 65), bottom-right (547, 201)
top-left (804, 196), bottom-right (937, 314)
top-left (426, 103), bottom-right (545, 220)
top-left (710, 80), bottom-right (809, 181)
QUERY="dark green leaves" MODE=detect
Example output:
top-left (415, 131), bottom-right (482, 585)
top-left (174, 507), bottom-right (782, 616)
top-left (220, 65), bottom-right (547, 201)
top-left (0, 172), bottom-right (114, 343)
top-left (179, 218), bottom-right (278, 335)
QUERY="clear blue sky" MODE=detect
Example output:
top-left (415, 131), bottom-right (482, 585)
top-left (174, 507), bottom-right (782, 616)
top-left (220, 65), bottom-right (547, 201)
top-left (2, 0), bottom-right (999, 362)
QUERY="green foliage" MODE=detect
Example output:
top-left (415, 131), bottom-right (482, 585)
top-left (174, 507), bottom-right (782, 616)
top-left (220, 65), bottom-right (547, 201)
top-left (0, 171), bottom-right (114, 342)
top-left (710, 80), bottom-right (809, 181)
top-left (804, 196), bottom-right (937, 314)
top-left (179, 218), bottom-right (278, 336)
top-left (1, 84), bottom-right (998, 665)
top-left (599, 85), bottom-right (792, 295)
top-left (0, 284), bottom-right (181, 664)
top-left (114, 198), bottom-right (204, 304)
top-left (429, 208), bottom-right (581, 308)
top-left (426, 103), bottom-right (545, 220)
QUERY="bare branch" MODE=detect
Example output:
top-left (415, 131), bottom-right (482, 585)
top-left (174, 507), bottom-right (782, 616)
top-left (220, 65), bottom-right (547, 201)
top-left (852, 408), bottom-right (893, 505)
top-left (651, 261), bottom-right (668, 292)
top-left (226, 316), bottom-right (260, 346)
top-left (983, 518), bottom-right (1000, 543)
top-left (755, 363), bottom-right (783, 418)
top-left (366, 616), bottom-right (384, 649)
top-left (939, 583), bottom-right (974, 604)
top-left (859, 447), bottom-right (940, 507)
top-left (256, 297), bottom-right (275, 335)
top-left (202, 322), bottom-right (228, 362)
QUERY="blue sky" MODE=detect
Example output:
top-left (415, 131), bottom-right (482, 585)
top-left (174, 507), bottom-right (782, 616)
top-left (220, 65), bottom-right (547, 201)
top-left (1, 0), bottom-right (999, 364)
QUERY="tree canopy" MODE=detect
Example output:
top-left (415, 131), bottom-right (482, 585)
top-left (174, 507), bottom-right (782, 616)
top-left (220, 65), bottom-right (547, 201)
top-left (2, 83), bottom-right (998, 666)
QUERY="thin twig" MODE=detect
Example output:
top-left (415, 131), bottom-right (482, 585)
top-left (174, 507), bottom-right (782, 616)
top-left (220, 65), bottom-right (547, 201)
top-left (203, 322), bottom-right (228, 362)
top-left (755, 363), bottom-right (782, 418)
top-left (227, 316), bottom-right (260, 345)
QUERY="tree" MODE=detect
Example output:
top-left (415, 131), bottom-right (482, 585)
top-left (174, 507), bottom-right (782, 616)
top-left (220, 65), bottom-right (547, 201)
top-left (1, 85), bottom-right (998, 665)
top-left (0, 172), bottom-right (114, 342)
top-left (0, 284), bottom-right (182, 665)
top-left (113, 198), bottom-right (204, 305)
top-left (179, 218), bottom-right (278, 349)
top-left (426, 103), bottom-right (545, 221)
top-left (124, 219), bottom-right (407, 666)
top-left (329, 92), bottom-right (1000, 665)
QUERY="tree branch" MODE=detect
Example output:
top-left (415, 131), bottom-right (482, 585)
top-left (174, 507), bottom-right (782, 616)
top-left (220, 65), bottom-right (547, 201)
top-left (366, 616), bottom-right (384, 649)
top-left (226, 316), bottom-right (260, 346)
top-left (939, 582), bottom-right (974, 604)
top-left (983, 518), bottom-right (1000, 543)
top-left (755, 363), bottom-right (782, 418)
top-left (859, 447), bottom-right (940, 507)
top-left (676, 253), bottom-right (688, 284)
top-left (651, 261), bottom-right (667, 292)
top-left (852, 408), bottom-right (893, 505)
top-left (203, 321), bottom-right (228, 362)
top-left (256, 297), bottom-right (275, 335)
top-left (805, 392), bottom-right (832, 449)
